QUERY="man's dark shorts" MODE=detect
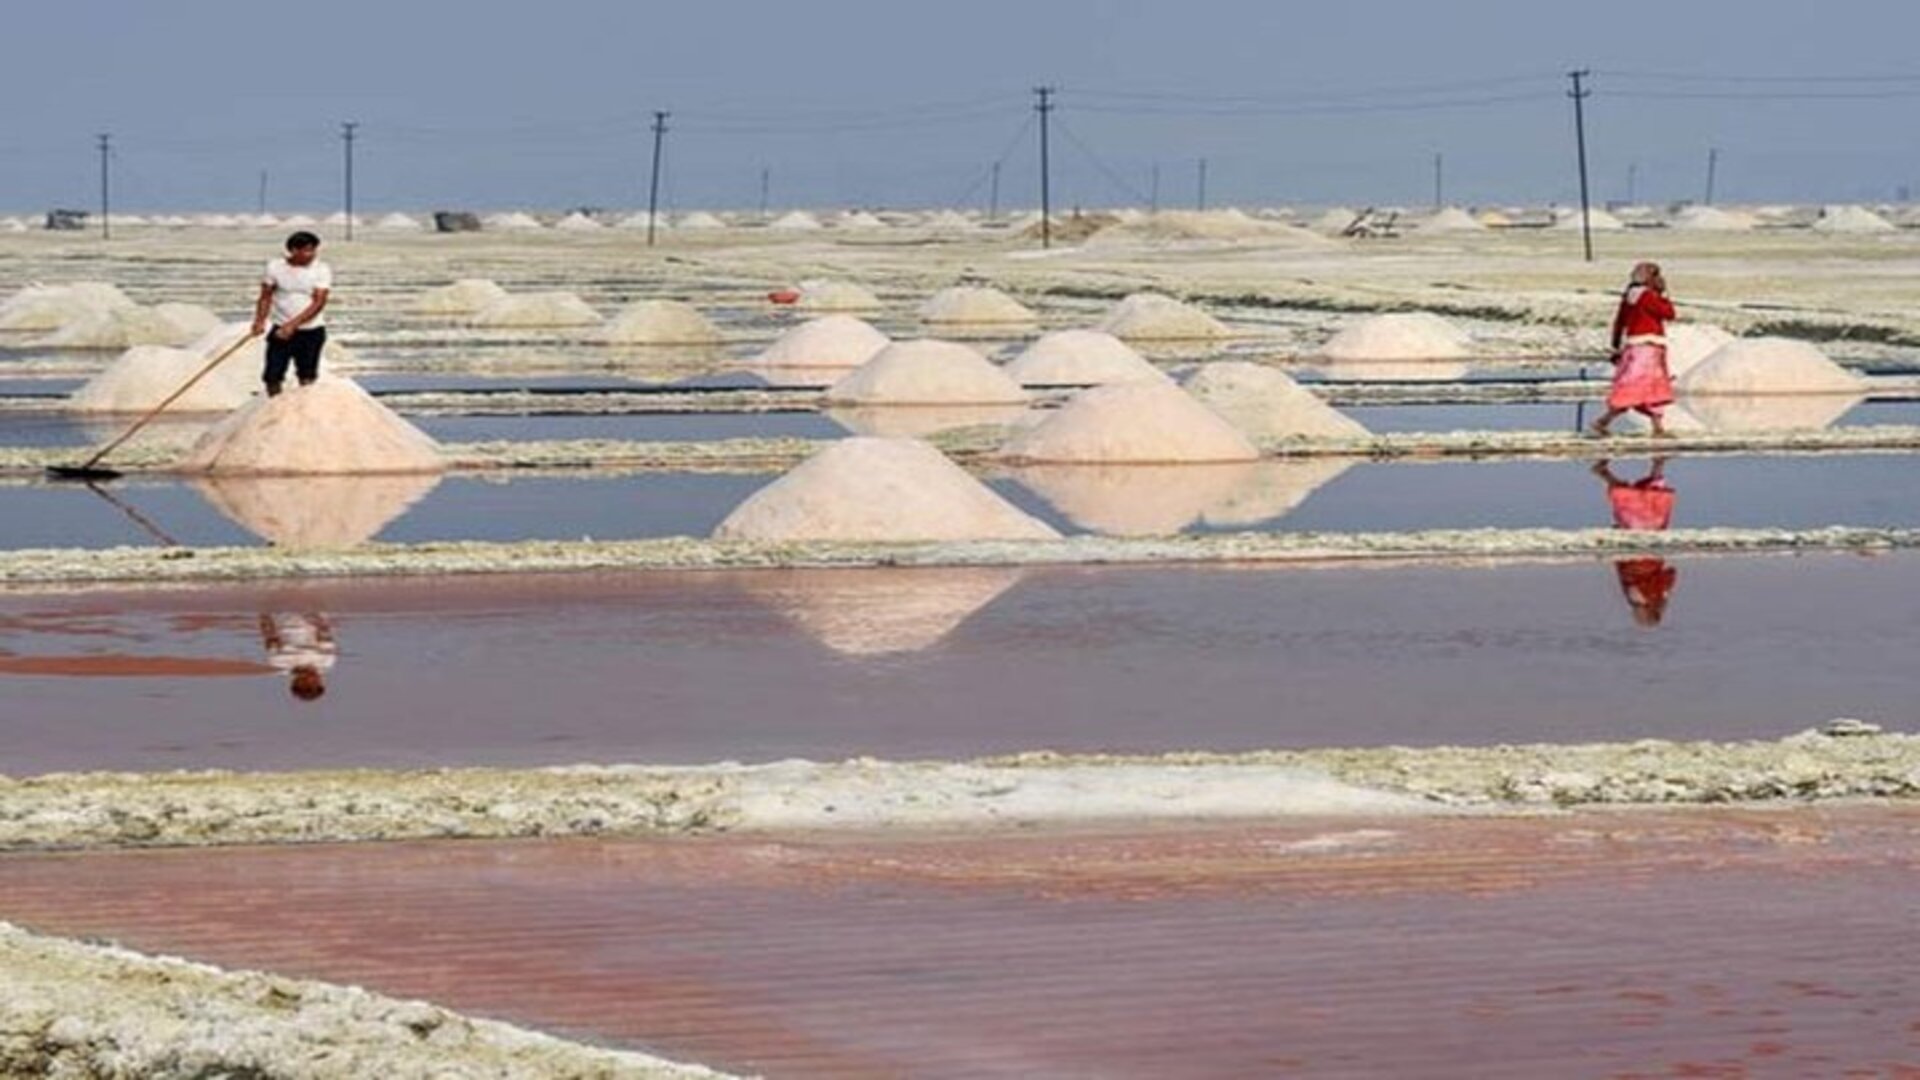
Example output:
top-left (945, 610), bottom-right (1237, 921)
top-left (263, 326), bottom-right (327, 387)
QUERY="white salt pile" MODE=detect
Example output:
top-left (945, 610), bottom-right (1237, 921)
top-left (923, 209), bottom-right (976, 233)
top-left (826, 403), bottom-right (1031, 438)
top-left (66, 343), bottom-right (257, 413)
top-left (35, 303), bottom-right (223, 349)
top-left (178, 376), bottom-right (445, 476)
top-left (1094, 292), bottom-right (1233, 341)
top-left (742, 567), bottom-right (1021, 656)
top-left (1677, 337), bottom-right (1866, 395)
top-left (615, 211), bottom-right (669, 230)
top-left (835, 210), bottom-right (887, 230)
top-left (0, 218), bottom-right (28, 233)
top-left (553, 212), bottom-right (604, 231)
top-left (373, 212), bottom-right (423, 231)
top-left (1311, 207), bottom-right (1360, 233)
top-left (712, 436), bottom-right (1058, 542)
top-left (825, 340), bottom-right (1028, 405)
top-left (1671, 205), bottom-right (1755, 232)
top-left (1179, 362), bottom-right (1369, 440)
top-left (1674, 393), bottom-right (1863, 433)
top-left (483, 212), bottom-right (545, 231)
top-left (413, 279), bottom-right (511, 315)
top-left (1003, 329), bottom-right (1167, 386)
top-left (1664, 323), bottom-right (1737, 377)
top-left (1476, 209), bottom-right (1514, 227)
top-left (754, 315), bottom-right (890, 368)
top-left (1418, 207), bottom-right (1486, 232)
top-left (0, 282), bottom-right (136, 331)
top-left (768, 210), bottom-right (824, 231)
top-left (1000, 380), bottom-right (1260, 464)
top-left (1553, 207), bottom-right (1626, 231)
top-left (1812, 205), bottom-right (1896, 233)
top-left (597, 299), bottom-right (721, 345)
top-left (1198, 459), bottom-right (1355, 526)
top-left (794, 279), bottom-right (882, 312)
top-left (468, 292), bottom-right (602, 328)
top-left (193, 473), bottom-right (443, 549)
top-left (677, 210), bottom-right (727, 229)
top-left (918, 286), bottom-right (1036, 326)
top-left (1084, 210), bottom-right (1328, 247)
top-left (1321, 312), bottom-right (1472, 361)
top-left (1009, 462), bottom-right (1256, 536)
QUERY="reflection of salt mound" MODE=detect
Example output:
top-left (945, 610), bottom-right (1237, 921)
top-left (769, 211), bottom-right (824, 231)
top-left (1553, 207), bottom-right (1625, 231)
top-left (1671, 205), bottom-right (1754, 232)
top-left (794, 279), bottom-right (881, 312)
top-left (1418, 207), bottom-right (1486, 232)
top-left (414, 279), bottom-right (510, 315)
top-left (1199, 459), bottom-right (1354, 526)
top-left (0, 282), bottom-right (136, 331)
top-left (67, 344), bottom-right (257, 413)
top-left (469, 292), bottom-right (602, 328)
top-left (918, 286), bottom-right (1035, 326)
top-left (1085, 210), bottom-right (1328, 247)
top-left (553, 212), bottom-right (604, 231)
top-left (743, 567), bottom-right (1022, 655)
top-left (192, 472), bottom-right (442, 549)
top-left (597, 299), bottom-right (721, 345)
top-left (827, 403), bottom-right (1030, 438)
top-left (1677, 338), bottom-right (1866, 395)
top-left (755, 315), bottom-right (889, 368)
top-left (1095, 293), bottom-right (1233, 341)
top-left (677, 211), bottom-right (727, 230)
top-left (35, 303), bottom-right (223, 349)
top-left (1180, 362), bottom-right (1368, 440)
top-left (1665, 323), bottom-right (1736, 377)
top-left (1813, 205), bottom-right (1895, 234)
top-left (1004, 330), bottom-right (1166, 386)
top-left (179, 377), bottom-right (445, 476)
top-left (1002, 381), bottom-right (1259, 464)
top-left (1677, 393), bottom-right (1863, 433)
top-left (1010, 462), bottom-right (1255, 536)
top-left (713, 437), bottom-right (1058, 542)
top-left (1322, 312), bottom-right (1471, 360)
top-left (826, 340), bottom-right (1028, 405)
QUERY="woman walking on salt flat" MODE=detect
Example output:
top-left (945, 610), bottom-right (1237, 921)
top-left (1591, 261), bottom-right (1677, 437)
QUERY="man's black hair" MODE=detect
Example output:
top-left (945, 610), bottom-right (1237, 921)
top-left (285, 230), bottom-right (321, 251)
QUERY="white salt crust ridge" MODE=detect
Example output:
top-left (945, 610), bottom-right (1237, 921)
top-left (917, 286), bottom-right (1036, 325)
top-left (598, 299), bottom-right (723, 345)
top-left (1678, 337), bottom-right (1867, 396)
top-left (793, 279), bottom-right (882, 312)
top-left (1321, 312), bottom-right (1472, 361)
top-left (1000, 380), bottom-right (1261, 464)
top-left (1179, 361), bottom-right (1369, 440)
top-left (0, 282), bottom-right (137, 332)
top-left (412, 278), bottom-right (510, 315)
top-left (66, 344), bottom-right (258, 413)
top-left (1003, 329), bottom-right (1167, 386)
top-left (713, 436), bottom-right (1059, 542)
top-left (1094, 292), bottom-right (1233, 341)
top-left (825, 339), bottom-right (1029, 405)
top-left (192, 473), bottom-right (443, 549)
top-left (755, 315), bottom-right (891, 368)
top-left (177, 377), bottom-right (446, 476)
top-left (468, 291), bottom-right (602, 328)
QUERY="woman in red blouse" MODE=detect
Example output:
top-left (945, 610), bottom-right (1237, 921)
top-left (1591, 261), bottom-right (1678, 437)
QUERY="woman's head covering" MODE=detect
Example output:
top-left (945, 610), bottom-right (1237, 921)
top-left (1629, 261), bottom-right (1661, 286)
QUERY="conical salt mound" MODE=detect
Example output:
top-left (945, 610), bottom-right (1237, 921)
top-left (597, 299), bottom-right (721, 345)
top-left (67, 344), bottom-right (257, 413)
top-left (1001, 381), bottom-right (1260, 464)
top-left (768, 210), bottom-right (824, 231)
top-left (794, 279), bottom-right (882, 312)
top-left (1553, 207), bottom-right (1625, 231)
top-left (825, 340), bottom-right (1028, 405)
top-left (677, 211), bottom-right (727, 230)
top-left (192, 473), bottom-right (442, 549)
top-left (826, 403), bottom-right (1030, 438)
top-left (755, 315), bottom-right (890, 368)
top-left (616, 211), bottom-right (669, 230)
top-left (1677, 338), bottom-right (1866, 395)
top-left (1199, 460), bottom-right (1354, 526)
top-left (1672, 205), bottom-right (1754, 232)
top-left (554, 211), bottom-right (604, 231)
top-left (1009, 462), bottom-right (1257, 536)
top-left (33, 303), bottom-right (223, 349)
top-left (1004, 330), bottom-right (1167, 386)
top-left (740, 566), bottom-right (1021, 655)
top-left (178, 377), bottom-right (445, 476)
top-left (414, 279), bottom-right (510, 315)
top-left (1321, 312), bottom-right (1471, 361)
top-left (1678, 393), bottom-right (1864, 433)
top-left (1094, 293), bottom-right (1232, 341)
top-left (918, 286), bottom-right (1035, 325)
top-left (1179, 362), bottom-right (1368, 440)
top-left (469, 292), bottom-right (602, 328)
top-left (374, 212), bottom-right (424, 231)
top-left (1418, 207), bottom-right (1486, 232)
top-left (713, 437), bottom-right (1058, 542)
top-left (1813, 205), bottom-right (1895, 234)
top-left (0, 282), bottom-right (137, 331)
top-left (835, 210), bottom-right (887, 230)
top-left (1664, 323), bottom-right (1736, 377)
top-left (484, 212), bottom-right (546, 231)
top-left (1311, 207), bottom-right (1360, 233)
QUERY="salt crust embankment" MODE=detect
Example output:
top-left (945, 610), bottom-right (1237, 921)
top-left (0, 922), bottom-right (729, 1079)
top-left (1, 726), bottom-right (1913, 851)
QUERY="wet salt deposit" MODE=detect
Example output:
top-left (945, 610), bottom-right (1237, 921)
top-left (1001, 380), bottom-right (1259, 463)
top-left (177, 377), bottom-right (444, 475)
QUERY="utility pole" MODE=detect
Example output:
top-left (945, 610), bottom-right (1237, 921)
top-left (1627, 162), bottom-right (1638, 205)
top-left (1149, 162), bottom-right (1160, 213)
top-left (1704, 147), bottom-right (1719, 206)
top-left (257, 169), bottom-right (268, 214)
top-left (646, 110), bottom-right (669, 247)
top-left (1433, 152), bottom-right (1444, 210)
top-left (1196, 157), bottom-right (1208, 211)
top-left (1034, 85), bottom-right (1056, 248)
top-left (341, 121), bottom-right (358, 241)
top-left (1567, 69), bottom-right (1594, 262)
top-left (988, 161), bottom-right (1001, 220)
top-left (96, 134), bottom-right (110, 240)
top-left (757, 166), bottom-right (770, 220)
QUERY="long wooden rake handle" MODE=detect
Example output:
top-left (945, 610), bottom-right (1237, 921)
top-left (78, 329), bottom-right (262, 472)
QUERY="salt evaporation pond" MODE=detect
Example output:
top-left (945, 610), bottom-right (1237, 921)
top-left (2, 555), bottom-right (1916, 774)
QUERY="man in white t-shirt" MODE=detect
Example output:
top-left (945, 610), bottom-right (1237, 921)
top-left (250, 230), bottom-right (333, 396)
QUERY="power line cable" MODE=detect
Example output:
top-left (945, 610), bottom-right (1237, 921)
top-left (1051, 117), bottom-right (1151, 204)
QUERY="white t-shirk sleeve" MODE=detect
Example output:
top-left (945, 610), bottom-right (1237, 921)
top-left (262, 260), bottom-right (278, 286)
top-left (312, 263), bottom-right (333, 290)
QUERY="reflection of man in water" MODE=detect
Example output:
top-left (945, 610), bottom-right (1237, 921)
top-left (259, 612), bottom-right (336, 700)
top-left (1592, 457), bottom-right (1678, 627)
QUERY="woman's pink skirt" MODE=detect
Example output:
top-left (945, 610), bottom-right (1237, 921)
top-left (1609, 342), bottom-right (1674, 411)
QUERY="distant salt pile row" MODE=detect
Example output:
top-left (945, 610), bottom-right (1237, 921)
top-left (1084, 209), bottom-right (1329, 248)
top-left (1670, 206), bottom-right (1755, 232)
top-left (1095, 292), bottom-right (1233, 342)
top-left (1321, 312), bottom-right (1472, 361)
top-left (1812, 205), bottom-right (1896, 234)
top-left (1553, 207), bottom-right (1626, 232)
top-left (0, 281), bottom-right (226, 349)
top-left (178, 377), bottom-right (444, 476)
top-left (0, 283), bottom-right (137, 331)
top-left (713, 437), bottom-right (1057, 542)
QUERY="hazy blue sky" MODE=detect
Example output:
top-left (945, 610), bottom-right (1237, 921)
top-left (4, 0), bottom-right (1918, 211)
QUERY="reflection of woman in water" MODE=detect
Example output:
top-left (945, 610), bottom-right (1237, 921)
top-left (259, 612), bottom-right (336, 700)
top-left (1592, 457), bottom-right (1678, 627)
top-left (1591, 261), bottom-right (1678, 438)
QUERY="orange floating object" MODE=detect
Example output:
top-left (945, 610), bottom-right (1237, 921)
top-left (768, 289), bottom-right (801, 305)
